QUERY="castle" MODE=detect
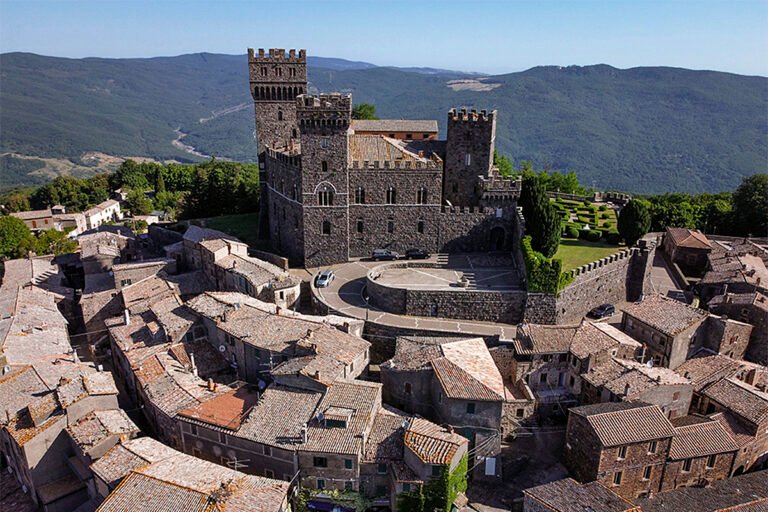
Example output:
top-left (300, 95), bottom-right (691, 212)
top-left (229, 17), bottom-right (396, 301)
top-left (248, 48), bottom-right (522, 267)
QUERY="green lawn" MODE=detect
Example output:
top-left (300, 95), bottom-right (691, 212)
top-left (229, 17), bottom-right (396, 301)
top-left (554, 239), bottom-right (624, 271)
top-left (194, 213), bottom-right (260, 245)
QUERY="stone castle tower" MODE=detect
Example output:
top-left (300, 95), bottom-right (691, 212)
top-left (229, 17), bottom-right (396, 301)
top-left (248, 48), bottom-right (307, 150)
top-left (297, 94), bottom-right (352, 264)
top-left (444, 108), bottom-right (497, 207)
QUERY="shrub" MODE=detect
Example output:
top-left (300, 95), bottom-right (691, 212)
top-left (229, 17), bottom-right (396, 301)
top-left (564, 226), bottom-right (580, 238)
top-left (583, 200), bottom-right (592, 206)
top-left (522, 236), bottom-right (570, 293)
top-left (603, 222), bottom-right (614, 229)
top-left (598, 205), bottom-right (608, 211)
top-left (606, 229), bottom-right (622, 244)
top-left (600, 212), bottom-right (610, 219)
top-left (585, 230), bottom-right (602, 242)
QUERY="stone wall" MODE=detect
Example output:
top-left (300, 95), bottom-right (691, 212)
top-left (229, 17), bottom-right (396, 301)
top-left (438, 206), bottom-right (516, 253)
top-left (366, 261), bottom-right (525, 323)
top-left (524, 293), bottom-right (557, 324)
top-left (444, 108), bottom-right (496, 207)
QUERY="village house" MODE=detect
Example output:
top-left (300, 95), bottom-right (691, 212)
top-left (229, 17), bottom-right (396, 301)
top-left (708, 291), bottom-right (768, 365)
top-left (82, 199), bottom-right (122, 230)
top-left (698, 241), bottom-right (768, 303)
top-left (94, 436), bottom-right (290, 512)
top-left (186, 291), bottom-right (368, 385)
top-left (663, 227), bottom-right (712, 271)
top-left (181, 225), bottom-right (301, 309)
top-left (620, 294), bottom-right (752, 369)
top-left (11, 206), bottom-right (87, 236)
top-left (661, 416), bottom-right (738, 491)
top-left (564, 402), bottom-right (676, 499)
top-left (381, 336), bottom-right (506, 477)
top-left (580, 357), bottom-right (693, 420)
top-left (523, 477), bottom-right (639, 512)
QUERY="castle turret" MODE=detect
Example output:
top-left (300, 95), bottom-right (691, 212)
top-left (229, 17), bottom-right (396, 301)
top-left (297, 94), bottom-right (352, 267)
top-left (248, 48), bottom-right (307, 151)
top-left (443, 108), bottom-right (497, 207)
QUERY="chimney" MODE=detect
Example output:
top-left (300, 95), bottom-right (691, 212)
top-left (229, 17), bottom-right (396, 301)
top-left (190, 353), bottom-right (198, 376)
top-left (301, 423), bottom-right (308, 443)
top-left (314, 370), bottom-right (321, 381)
top-left (123, 309), bottom-right (130, 326)
top-left (207, 378), bottom-right (215, 392)
top-left (306, 329), bottom-right (313, 339)
top-left (624, 383), bottom-right (631, 396)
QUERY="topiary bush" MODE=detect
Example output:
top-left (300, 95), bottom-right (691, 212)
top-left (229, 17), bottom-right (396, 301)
top-left (585, 230), bottom-right (602, 242)
top-left (598, 205), bottom-right (608, 211)
top-left (600, 212), bottom-right (610, 219)
top-left (564, 225), bottom-right (580, 238)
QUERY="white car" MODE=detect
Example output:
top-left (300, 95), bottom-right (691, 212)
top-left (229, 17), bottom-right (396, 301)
top-left (316, 270), bottom-right (335, 288)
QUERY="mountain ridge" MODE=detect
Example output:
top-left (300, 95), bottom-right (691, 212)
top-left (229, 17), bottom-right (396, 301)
top-left (1, 52), bottom-right (766, 193)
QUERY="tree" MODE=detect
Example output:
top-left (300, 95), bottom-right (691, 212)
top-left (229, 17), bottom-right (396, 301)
top-left (351, 103), bottom-right (378, 120)
top-left (0, 216), bottom-right (33, 259)
top-left (3, 192), bottom-right (31, 212)
top-left (124, 190), bottom-right (153, 216)
top-left (493, 151), bottom-right (514, 176)
top-left (520, 174), bottom-right (561, 257)
top-left (731, 174), bottom-right (768, 237)
top-left (618, 199), bottom-right (651, 246)
top-left (33, 229), bottom-right (77, 256)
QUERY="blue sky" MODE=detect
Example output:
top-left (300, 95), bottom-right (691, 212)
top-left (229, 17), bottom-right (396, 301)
top-left (1, 0), bottom-right (766, 76)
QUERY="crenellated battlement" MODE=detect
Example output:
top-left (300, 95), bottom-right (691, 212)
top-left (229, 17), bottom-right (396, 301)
top-left (296, 94), bottom-right (352, 132)
top-left (448, 107), bottom-right (496, 123)
top-left (480, 175), bottom-right (522, 192)
top-left (248, 48), bottom-right (306, 62)
top-left (297, 93), bottom-right (352, 111)
top-left (350, 159), bottom-right (441, 170)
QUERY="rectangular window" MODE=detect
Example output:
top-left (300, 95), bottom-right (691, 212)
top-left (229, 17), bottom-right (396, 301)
top-left (406, 133), bottom-right (413, 139)
top-left (317, 479), bottom-right (325, 490)
top-left (672, 392), bottom-right (680, 402)
top-left (613, 471), bottom-right (622, 486)
top-left (344, 481), bottom-right (353, 491)
top-left (120, 278), bottom-right (132, 287)
top-left (321, 137), bottom-right (330, 149)
top-left (219, 432), bottom-right (226, 444)
top-left (682, 458), bottom-right (692, 472)
top-left (516, 408), bottom-right (524, 418)
top-left (643, 466), bottom-right (652, 480)
top-left (432, 465), bottom-right (442, 477)
top-left (465, 153), bottom-right (472, 166)
top-left (648, 441), bottom-right (657, 454)
top-left (344, 459), bottom-right (353, 469)
top-left (422, 133), bottom-right (429, 139)
top-left (466, 403), bottom-right (476, 414)
top-left (539, 373), bottom-right (548, 384)
top-left (377, 463), bottom-right (387, 474)
top-left (191, 424), bottom-right (198, 436)
top-left (265, 469), bottom-right (274, 478)
top-left (706, 454), bottom-right (717, 469)
top-left (313, 457), bottom-right (328, 468)
top-left (357, 219), bottom-right (364, 234)
top-left (618, 446), bottom-right (627, 459)
top-left (321, 161), bottom-right (328, 173)
top-left (387, 220), bottom-right (394, 233)
top-left (417, 220), bottom-right (424, 234)
top-left (264, 445), bottom-right (272, 457)
top-left (403, 482), bottom-right (411, 492)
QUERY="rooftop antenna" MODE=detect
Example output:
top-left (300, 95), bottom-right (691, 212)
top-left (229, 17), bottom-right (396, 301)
top-left (225, 456), bottom-right (250, 472)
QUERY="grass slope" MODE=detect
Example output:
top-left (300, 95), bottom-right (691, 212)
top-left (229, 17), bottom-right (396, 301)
top-left (1, 52), bottom-right (766, 193)
top-left (554, 239), bottom-right (623, 271)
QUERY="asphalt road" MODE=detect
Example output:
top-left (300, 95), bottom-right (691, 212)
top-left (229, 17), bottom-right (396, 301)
top-left (308, 255), bottom-right (519, 339)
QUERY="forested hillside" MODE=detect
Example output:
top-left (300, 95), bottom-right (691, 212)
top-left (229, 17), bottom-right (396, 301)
top-left (1, 52), bottom-right (765, 193)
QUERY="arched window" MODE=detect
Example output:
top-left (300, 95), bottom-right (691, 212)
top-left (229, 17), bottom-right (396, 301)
top-left (417, 187), bottom-right (427, 204)
top-left (322, 220), bottom-right (331, 235)
top-left (465, 153), bottom-right (472, 166)
top-left (278, 110), bottom-right (283, 121)
top-left (387, 218), bottom-right (395, 233)
top-left (386, 187), bottom-right (396, 205)
top-left (318, 187), bottom-right (334, 206)
top-left (354, 187), bottom-right (365, 204)
top-left (417, 220), bottom-right (425, 234)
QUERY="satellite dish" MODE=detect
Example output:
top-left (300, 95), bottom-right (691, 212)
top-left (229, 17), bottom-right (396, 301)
top-left (646, 360), bottom-right (653, 368)
top-left (218, 345), bottom-right (226, 353)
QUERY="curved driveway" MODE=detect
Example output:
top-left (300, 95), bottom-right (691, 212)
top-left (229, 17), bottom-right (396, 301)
top-left (307, 255), bottom-right (518, 339)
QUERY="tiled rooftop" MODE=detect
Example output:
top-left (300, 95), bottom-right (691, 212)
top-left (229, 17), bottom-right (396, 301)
top-left (570, 402), bottom-right (676, 447)
top-left (0, 365), bottom-right (48, 425)
top-left (67, 409), bottom-right (139, 450)
top-left (439, 338), bottom-right (506, 399)
top-left (404, 417), bottom-right (467, 465)
top-left (634, 469), bottom-right (768, 512)
top-left (299, 380), bottom-right (381, 455)
top-left (621, 294), bottom-right (708, 336)
top-left (351, 119), bottom-right (438, 133)
top-left (668, 420), bottom-right (739, 460)
top-left (666, 227), bottom-right (711, 250)
top-left (178, 384), bottom-right (260, 431)
top-left (348, 135), bottom-right (433, 163)
top-left (703, 377), bottom-right (768, 426)
top-left (674, 352), bottom-right (743, 392)
top-left (362, 406), bottom-right (409, 463)
top-left (90, 437), bottom-right (178, 488)
top-left (183, 225), bottom-right (239, 244)
top-left (524, 478), bottom-right (638, 512)
top-left (513, 324), bottom-right (579, 355)
top-left (585, 358), bottom-right (690, 399)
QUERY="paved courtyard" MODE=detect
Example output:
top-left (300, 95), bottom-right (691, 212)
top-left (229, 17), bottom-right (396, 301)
top-left (374, 257), bottom-right (521, 292)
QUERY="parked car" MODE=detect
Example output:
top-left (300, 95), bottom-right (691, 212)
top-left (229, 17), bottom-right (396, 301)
top-left (588, 303), bottom-right (615, 319)
top-left (315, 270), bottom-right (335, 288)
top-left (405, 248), bottom-right (430, 260)
top-left (371, 249), bottom-right (400, 261)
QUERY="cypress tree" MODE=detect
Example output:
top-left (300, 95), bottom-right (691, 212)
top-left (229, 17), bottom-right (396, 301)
top-left (618, 199), bottom-right (651, 246)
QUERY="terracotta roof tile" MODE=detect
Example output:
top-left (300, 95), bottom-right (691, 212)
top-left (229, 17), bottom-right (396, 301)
top-left (524, 478), bottom-right (638, 512)
top-left (703, 378), bottom-right (768, 426)
top-left (667, 227), bottom-right (712, 250)
top-left (674, 353), bottom-right (742, 392)
top-left (570, 402), bottom-right (675, 447)
top-left (363, 406), bottom-right (409, 463)
top-left (178, 385), bottom-right (260, 431)
top-left (621, 294), bottom-right (707, 336)
top-left (351, 119), bottom-right (438, 134)
top-left (513, 324), bottom-right (579, 355)
top-left (403, 418), bottom-right (467, 465)
top-left (669, 420), bottom-right (739, 460)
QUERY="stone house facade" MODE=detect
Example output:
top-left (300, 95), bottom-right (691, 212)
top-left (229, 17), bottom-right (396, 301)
top-left (249, 48), bottom-right (522, 268)
top-left (663, 227), bottom-right (712, 270)
top-left (708, 292), bottom-right (768, 365)
top-left (564, 402), bottom-right (675, 499)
